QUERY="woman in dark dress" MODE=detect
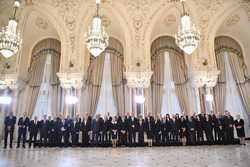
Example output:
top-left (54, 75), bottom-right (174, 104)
top-left (187, 116), bottom-right (196, 145)
top-left (195, 115), bottom-right (204, 143)
top-left (180, 116), bottom-right (187, 146)
top-left (170, 116), bottom-right (179, 142)
top-left (145, 115), bottom-right (154, 147)
top-left (119, 116), bottom-right (127, 146)
top-left (204, 115), bottom-right (213, 144)
top-left (154, 117), bottom-right (162, 145)
top-left (111, 116), bottom-right (118, 147)
top-left (138, 118), bottom-right (145, 146)
top-left (234, 115), bottom-right (246, 145)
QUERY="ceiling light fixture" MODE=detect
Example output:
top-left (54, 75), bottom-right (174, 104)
top-left (0, 0), bottom-right (22, 58)
top-left (85, 0), bottom-right (109, 57)
top-left (175, 0), bottom-right (200, 55)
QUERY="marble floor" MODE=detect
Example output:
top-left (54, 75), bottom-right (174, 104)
top-left (0, 143), bottom-right (250, 167)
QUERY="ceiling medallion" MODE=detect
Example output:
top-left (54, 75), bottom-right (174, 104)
top-left (225, 14), bottom-right (240, 27)
top-left (175, 0), bottom-right (200, 55)
top-left (35, 17), bottom-right (48, 30)
top-left (0, 0), bottom-right (22, 58)
top-left (101, 15), bottom-right (111, 28)
top-left (25, 0), bottom-right (33, 6)
top-left (164, 14), bottom-right (176, 26)
top-left (85, 0), bottom-right (109, 57)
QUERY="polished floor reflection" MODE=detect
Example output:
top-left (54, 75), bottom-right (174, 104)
top-left (0, 143), bottom-right (250, 167)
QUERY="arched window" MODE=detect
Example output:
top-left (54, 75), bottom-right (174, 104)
top-left (214, 36), bottom-right (250, 136)
top-left (26, 39), bottom-right (61, 119)
top-left (83, 37), bottom-right (125, 117)
top-left (151, 36), bottom-right (190, 117)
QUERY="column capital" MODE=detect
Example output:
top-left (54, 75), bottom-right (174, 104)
top-left (190, 70), bottom-right (220, 88)
top-left (0, 73), bottom-right (19, 90)
top-left (124, 71), bottom-right (153, 88)
top-left (57, 72), bottom-right (84, 89)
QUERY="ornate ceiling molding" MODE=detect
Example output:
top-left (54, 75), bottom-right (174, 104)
top-left (224, 14), bottom-right (241, 27)
top-left (25, 0), bottom-right (33, 6)
top-left (190, 70), bottom-right (220, 88)
top-left (0, 74), bottom-right (19, 90)
top-left (45, 0), bottom-right (81, 31)
top-left (164, 14), bottom-right (177, 26)
top-left (125, 71), bottom-right (153, 88)
top-left (101, 15), bottom-right (111, 28)
top-left (35, 17), bottom-right (49, 30)
top-left (242, 3), bottom-right (250, 22)
top-left (57, 72), bottom-right (84, 89)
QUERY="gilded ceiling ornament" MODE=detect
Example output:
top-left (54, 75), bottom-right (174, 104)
top-left (0, 0), bottom-right (12, 11)
top-left (69, 35), bottom-right (75, 53)
top-left (45, 0), bottom-right (81, 56)
top-left (65, 15), bottom-right (76, 31)
top-left (133, 18), bottom-right (143, 31)
top-left (194, 0), bottom-right (224, 32)
top-left (225, 14), bottom-right (240, 26)
top-left (101, 0), bottom-right (112, 4)
top-left (194, 0), bottom-right (224, 12)
top-left (25, 0), bottom-right (33, 5)
top-left (124, 0), bottom-right (156, 45)
top-left (242, 5), bottom-right (250, 22)
top-left (48, 0), bottom-right (81, 31)
top-left (101, 16), bottom-right (111, 27)
top-left (164, 14), bottom-right (176, 26)
top-left (35, 17), bottom-right (48, 30)
top-left (199, 15), bottom-right (209, 30)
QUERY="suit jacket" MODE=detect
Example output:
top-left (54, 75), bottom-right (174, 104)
top-left (29, 120), bottom-right (39, 133)
top-left (4, 116), bottom-right (16, 131)
top-left (128, 117), bottom-right (138, 132)
top-left (65, 119), bottom-right (73, 133)
top-left (97, 118), bottom-right (104, 133)
top-left (38, 119), bottom-right (49, 135)
top-left (18, 117), bottom-right (30, 130)
top-left (74, 119), bottom-right (81, 133)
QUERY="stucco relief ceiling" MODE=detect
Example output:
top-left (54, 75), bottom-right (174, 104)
top-left (1, 0), bottom-right (250, 75)
top-left (217, 6), bottom-right (250, 72)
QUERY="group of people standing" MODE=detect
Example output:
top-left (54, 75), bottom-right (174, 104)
top-left (3, 111), bottom-right (246, 149)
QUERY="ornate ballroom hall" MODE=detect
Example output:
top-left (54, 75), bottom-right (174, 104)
top-left (0, 0), bottom-right (250, 167)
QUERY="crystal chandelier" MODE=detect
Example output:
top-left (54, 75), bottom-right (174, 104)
top-left (0, 0), bottom-right (22, 58)
top-left (85, 0), bottom-right (109, 57)
top-left (175, 0), bottom-right (200, 55)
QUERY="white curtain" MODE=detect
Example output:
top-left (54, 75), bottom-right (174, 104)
top-left (95, 53), bottom-right (118, 117)
top-left (33, 54), bottom-right (53, 119)
top-left (224, 51), bottom-right (250, 137)
top-left (161, 52), bottom-right (182, 116)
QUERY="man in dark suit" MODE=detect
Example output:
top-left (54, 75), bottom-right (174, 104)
top-left (64, 116), bottom-right (73, 147)
top-left (128, 113), bottom-right (138, 145)
top-left (227, 112), bottom-right (235, 144)
top-left (28, 116), bottom-right (39, 148)
top-left (119, 116), bottom-right (128, 146)
top-left (105, 116), bottom-right (112, 143)
top-left (55, 117), bottom-right (62, 147)
top-left (80, 115), bottom-right (88, 146)
top-left (91, 117), bottom-right (98, 145)
top-left (38, 115), bottom-right (48, 147)
top-left (4, 112), bottom-right (17, 149)
top-left (161, 116), bottom-right (168, 144)
top-left (17, 113), bottom-right (30, 148)
top-left (72, 116), bottom-right (81, 147)
top-left (154, 117), bottom-right (162, 145)
top-left (47, 116), bottom-right (56, 147)
top-left (97, 116), bottom-right (105, 145)
top-left (60, 117), bottom-right (67, 147)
